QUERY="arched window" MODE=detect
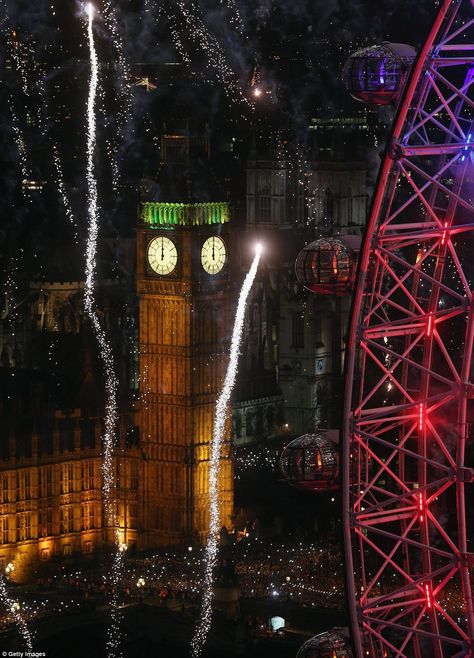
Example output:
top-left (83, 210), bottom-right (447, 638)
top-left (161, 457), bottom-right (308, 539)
top-left (256, 171), bottom-right (272, 223)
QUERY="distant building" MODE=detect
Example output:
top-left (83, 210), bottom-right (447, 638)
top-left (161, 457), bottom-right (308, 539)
top-left (237, 115), bottom-right (367, 439)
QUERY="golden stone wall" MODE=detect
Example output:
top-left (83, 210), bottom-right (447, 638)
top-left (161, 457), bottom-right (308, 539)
top-left (0, 417), bottom-right (140, 582)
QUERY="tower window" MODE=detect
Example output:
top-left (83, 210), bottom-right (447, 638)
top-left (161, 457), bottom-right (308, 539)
top-left (82, 462), bottom-right (94, 490)
top-left (61, 507), bottom-right (73, 534)
top-left (17, 471), bottom-right (30, 501)
top-left (41, 466), bottom-right (53, 497)
top-left (61, 464), bottom-right (73, 494)
top-left (256, 194), bottom-right (271, 223)
top-left (25, 514), bottom-right (31, 540)
top-left (2, 476), bottom-right (8, 504)
top-left (83, 504), bottom-right (91, 531)
top-left (130, 462), bottom-right (138, 491)
top-left (16, 514), bottom-right (30, 542)
top-left (39, 510), bottom-right (52, 537)
top-left (256, 171), bottom-right (272, 223)
top-left (24, 471), bottom-right (31, 500)
top-left (1, 518), bottom-right (8, 545)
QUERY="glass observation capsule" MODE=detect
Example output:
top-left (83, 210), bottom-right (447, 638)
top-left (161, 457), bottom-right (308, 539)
top-left (296, 631), bottom-right (353, 658)
top-left (295, 235), bottom-right (360, 295)
top-left (279, 433), bottom-right (339, 492)
top-left (343, 42), bottom-right (416, 105)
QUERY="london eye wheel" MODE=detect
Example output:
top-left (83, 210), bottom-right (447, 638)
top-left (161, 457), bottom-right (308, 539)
top-left (342, 1), bottom-right (474, 656)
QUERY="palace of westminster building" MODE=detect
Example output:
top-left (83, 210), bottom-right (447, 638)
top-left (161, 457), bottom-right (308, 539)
top-left (0, 112), bottom-right (368, 580)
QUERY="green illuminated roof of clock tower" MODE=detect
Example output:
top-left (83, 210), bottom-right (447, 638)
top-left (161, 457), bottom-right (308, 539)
top-left (141, 202), bottom-right (230, 227)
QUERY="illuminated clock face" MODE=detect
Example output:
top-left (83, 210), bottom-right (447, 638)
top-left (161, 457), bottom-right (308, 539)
top-left (147, 236), bottom-right (178, 276)
top-left (201, 236), bottom-right (227, 275)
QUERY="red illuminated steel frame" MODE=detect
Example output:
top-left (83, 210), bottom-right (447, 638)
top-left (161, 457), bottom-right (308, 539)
top-left (342, 1), bottom-right (474, 656)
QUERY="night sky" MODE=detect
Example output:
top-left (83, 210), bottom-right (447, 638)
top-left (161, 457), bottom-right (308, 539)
top-left (0, 0), bottom-right (436, 265)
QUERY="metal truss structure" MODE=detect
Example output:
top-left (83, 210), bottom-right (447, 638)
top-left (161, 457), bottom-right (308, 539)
top-left (342, 1), bottom-right (474, 656)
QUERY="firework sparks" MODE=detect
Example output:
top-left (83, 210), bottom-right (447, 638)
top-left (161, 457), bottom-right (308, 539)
top-left (0, 0), bottom-right (8, 29)
top-left (103, 0), bottom-right (131, 94)
top-left (85, 2), bottom-right (118, 526)
top-left (10, 29), bottom-right (30, 97)
top-left (0, 575), bottom-right (33, 650)
top-left (7, 37), bottom-right (32, 201)
top-left (9, 101), bottom-right (31, 197)
top-left (170, 14), bottom-right (191, 64)
top-left (53, 144), bottom-right (78, 243)
top-left (102, 0), bottom-right (132, 191)
top-left (84, 5), bottom-right (122, 656)
top-left (107, 548), bottom-right (126, 658)
top-left (191, 243), bottom-right (262, 657)
top-left (176, 1), bottom-right (253, 111)
top-left (222, 0), bottom-right (245, 34)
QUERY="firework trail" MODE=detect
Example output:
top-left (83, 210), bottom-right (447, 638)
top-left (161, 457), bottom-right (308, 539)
top-left (53, 144), bottom-right (79, 242)
top-left (0, 0), bottom-right (8, 28)
top-left (6, 31), bottom-right (32, 198)
top-left (10, 36), bottom-right (30, 97)
top-left (0, 577), bottom-right (33, 650)
top-left (276, 133), bottom-right (312, 225)
top-left (221, 0), bottom-right (245, 34)
top-left (36, 71), bottom-right (50, 138)
top-left (176, 1), bottom-right (253, 110)
top-left (102, 0), bottom-right (131, 110)
top-left (5, 19), bottom-right (51, 200)
top-left (85, 2), bottom-right (118, 528)
top-left (33, 46), bottom-right (76, 225)
top-left (102, 0), bottom-right (132, 191)
top-left (8, 97), bottom-right (31, 197)
top-left (84, 5), bottom-right (123, 656)
top-left (170, 14), bottom-right (191, 64)
top-left (191, 244), bottom-right (262, 657)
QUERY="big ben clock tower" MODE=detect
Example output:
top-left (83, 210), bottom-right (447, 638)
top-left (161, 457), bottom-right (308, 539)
top-left (136, 201), bottom-right (234, 547)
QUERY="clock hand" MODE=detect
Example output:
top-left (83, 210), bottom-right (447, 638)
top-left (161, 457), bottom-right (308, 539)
top-left (161, 239), bottom-right (164, 260)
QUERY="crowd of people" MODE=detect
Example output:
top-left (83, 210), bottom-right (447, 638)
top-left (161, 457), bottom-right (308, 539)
top-left (234, 538), bottom-right (344, 608)
top-left (0, 537), bottom-right (345, 634)
top-left (32, 536), bottom-right (345, 610)
top-left (0, 536), bottom-right (467, 636)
